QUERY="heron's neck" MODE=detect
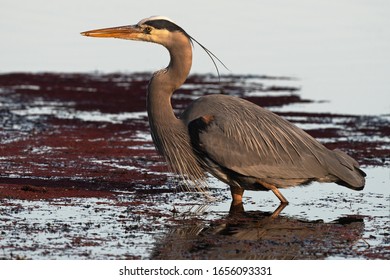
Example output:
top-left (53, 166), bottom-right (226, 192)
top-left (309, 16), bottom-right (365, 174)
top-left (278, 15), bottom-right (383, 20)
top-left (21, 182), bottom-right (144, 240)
top-left (146, 36), bottom-right (192, 153)
top-left (147, 37), bottom-right (192, 126)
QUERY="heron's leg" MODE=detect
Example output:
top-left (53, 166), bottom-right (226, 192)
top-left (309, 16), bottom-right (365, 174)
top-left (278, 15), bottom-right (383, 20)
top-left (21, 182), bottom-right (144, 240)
top-left (230, 185), bottom-right (244, 205)
top-left (258, 181), bottom-right (289, 204)
top-left (271, 188), bottom-right (289, 204)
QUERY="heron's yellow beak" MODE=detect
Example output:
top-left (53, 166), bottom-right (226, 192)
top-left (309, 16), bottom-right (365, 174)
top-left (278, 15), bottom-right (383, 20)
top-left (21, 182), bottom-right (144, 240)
top-left (81, 25), bottom-right (142, 40)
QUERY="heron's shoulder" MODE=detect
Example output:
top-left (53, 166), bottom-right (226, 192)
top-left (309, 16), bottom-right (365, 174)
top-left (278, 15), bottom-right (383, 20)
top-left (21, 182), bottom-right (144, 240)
top-left (188, 94), bottom-right (263, 111)
top-left (182, 94), bottom-right (272, 121)
top-left (194, 93), bottom-right (247, 103)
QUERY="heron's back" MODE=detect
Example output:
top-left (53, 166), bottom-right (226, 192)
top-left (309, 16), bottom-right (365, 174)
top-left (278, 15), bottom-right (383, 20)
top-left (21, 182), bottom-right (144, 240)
top-left (181, 94), bottom-right (365, 190)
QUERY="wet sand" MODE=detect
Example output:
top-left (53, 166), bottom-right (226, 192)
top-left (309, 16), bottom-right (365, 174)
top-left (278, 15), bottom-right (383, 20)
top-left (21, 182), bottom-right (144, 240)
top-left (0, 73), bottom-right (389, 259)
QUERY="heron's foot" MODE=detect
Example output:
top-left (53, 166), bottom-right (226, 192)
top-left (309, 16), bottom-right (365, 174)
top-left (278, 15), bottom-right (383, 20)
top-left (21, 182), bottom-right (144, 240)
top-left (270, 187), bottom-right (288, 218)
top-left (229, 201), bottom-right (244, 214)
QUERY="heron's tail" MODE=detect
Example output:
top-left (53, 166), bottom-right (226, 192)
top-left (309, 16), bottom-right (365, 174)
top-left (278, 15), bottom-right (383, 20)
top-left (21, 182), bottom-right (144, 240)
top-left (329, 149), bottom-right (366, 190)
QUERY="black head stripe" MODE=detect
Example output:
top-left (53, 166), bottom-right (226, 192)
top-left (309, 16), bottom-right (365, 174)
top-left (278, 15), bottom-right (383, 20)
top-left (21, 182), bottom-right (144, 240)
top-left (139, 16), bottom-right (228, 78)
top-left (144, 19), bottom-right (189, 37)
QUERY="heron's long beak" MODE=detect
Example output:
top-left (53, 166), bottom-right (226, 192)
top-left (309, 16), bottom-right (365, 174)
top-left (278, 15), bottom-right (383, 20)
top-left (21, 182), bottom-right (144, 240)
top-left (81, 25), bottom-right (141, 40)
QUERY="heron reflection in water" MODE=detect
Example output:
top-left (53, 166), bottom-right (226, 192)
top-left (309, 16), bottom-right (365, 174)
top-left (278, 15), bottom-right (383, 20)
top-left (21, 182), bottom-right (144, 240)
top-left (81, 16), bottom-right (366, 216)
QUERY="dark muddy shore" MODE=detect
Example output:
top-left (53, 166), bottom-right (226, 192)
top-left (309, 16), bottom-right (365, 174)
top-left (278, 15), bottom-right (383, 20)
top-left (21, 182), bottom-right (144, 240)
top-left (0, 73), bottom-right (389, 259)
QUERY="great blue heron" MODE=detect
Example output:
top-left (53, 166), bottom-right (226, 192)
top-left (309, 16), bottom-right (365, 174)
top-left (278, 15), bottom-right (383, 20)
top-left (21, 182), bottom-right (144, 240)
top-left (81, 16), bottom-right (366, 211)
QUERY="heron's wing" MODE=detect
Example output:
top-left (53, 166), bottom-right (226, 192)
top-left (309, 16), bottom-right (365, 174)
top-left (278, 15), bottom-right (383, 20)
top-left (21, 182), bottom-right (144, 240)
top-left (185, 95), bottom-right (332, 181)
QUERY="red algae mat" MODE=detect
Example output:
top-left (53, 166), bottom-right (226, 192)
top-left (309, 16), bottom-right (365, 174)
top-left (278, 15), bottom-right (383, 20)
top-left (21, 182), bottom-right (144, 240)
top-left (0, 72), bottom-right (389, 259)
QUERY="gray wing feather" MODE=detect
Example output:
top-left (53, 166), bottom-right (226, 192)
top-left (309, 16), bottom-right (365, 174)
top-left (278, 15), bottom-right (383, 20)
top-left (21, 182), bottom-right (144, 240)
top-left (182, 94), bottom-right (346, 183)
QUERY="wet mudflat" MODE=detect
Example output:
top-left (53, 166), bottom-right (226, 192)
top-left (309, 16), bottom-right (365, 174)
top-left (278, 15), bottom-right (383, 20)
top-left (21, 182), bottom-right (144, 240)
top-left (0, 72), bottom-right (389, 259)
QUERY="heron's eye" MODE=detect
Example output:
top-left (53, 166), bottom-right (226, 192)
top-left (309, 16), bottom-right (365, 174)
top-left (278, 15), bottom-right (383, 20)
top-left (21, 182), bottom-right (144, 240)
top-left (144, 26), bottom-right (152, 34)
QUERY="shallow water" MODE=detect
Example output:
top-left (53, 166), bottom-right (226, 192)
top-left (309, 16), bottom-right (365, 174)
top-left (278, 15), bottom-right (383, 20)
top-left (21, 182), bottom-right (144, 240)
top-left (1, 166), bottom-right (387, 259)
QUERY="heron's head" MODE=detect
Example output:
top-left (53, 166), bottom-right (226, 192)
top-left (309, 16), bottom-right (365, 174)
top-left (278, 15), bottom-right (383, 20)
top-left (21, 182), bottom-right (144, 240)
top-left (81, 16), bottom-right (190, 47)
top-left (81, 16), bottom-right (228, 76)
